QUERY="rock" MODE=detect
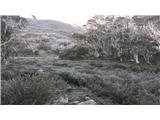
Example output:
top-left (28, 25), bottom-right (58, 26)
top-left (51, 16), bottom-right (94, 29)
top-left (78, 99), bottom-right (96, 105)
top-left (158, 89), bottom-right (160, 93)
top-left (56, 95), bottom-right (68, 104)
top-left (85, 96), bottom-right (91, 100)
top-left (109, 75), bottom-right (122, 80)
top-left (67, 84), bottom-right (72, 91)
top-left (37, 68), bottom-right (44, 74)
top-left (72, 101), bottom-right (80, 105)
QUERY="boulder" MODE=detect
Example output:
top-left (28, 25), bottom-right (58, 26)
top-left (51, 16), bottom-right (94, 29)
top-left (56, 95), bottom-right (68, 104)
top-left (72, 101), bottom-right (80, 105)
top-left (78, 99), bottom-right (96, 105)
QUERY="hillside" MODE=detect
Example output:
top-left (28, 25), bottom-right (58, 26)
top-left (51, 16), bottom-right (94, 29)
top-left (2, 17), bottom-right (85, 59)
top-left (1, 15), bottom-right (160, 105)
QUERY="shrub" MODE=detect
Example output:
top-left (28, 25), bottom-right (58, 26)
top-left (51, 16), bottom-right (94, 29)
top-left (37, 42), bottom-right (51, 51)
top-left (72, 33), bottom-right (86, 40)
top-left (18, 48), bottom-right (34, 57)
top-left (1, 74), bottom-right (68, 105)
top-left (57, 68), bottom-right (160, 105)
top-left (60, 46), bottom-right (89, 60)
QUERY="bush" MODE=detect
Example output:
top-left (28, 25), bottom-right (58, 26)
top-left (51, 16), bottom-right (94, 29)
top-left (18, 48), bottom-right (34, 57)
top-left (60, 46), bottom-right (89, 60)
top-left (37, 42), bottom-right (51, 51)
top-left (72, 33), bottom-right (86, 40)
top-left (1, 74), bottom-right (68, 105)
top-left (57, 66), bottom-right (160, 105)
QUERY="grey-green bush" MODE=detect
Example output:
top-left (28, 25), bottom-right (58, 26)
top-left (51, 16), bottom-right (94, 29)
top-left (1, 74), bottom-right (68, 105)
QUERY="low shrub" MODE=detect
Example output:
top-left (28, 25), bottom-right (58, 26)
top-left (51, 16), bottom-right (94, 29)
top-left (37, 42), bottom-right (51, 51)
top-left (60, 46), bottom-right (89, 60)
top-left (72, 33), bottom-right (86, 40)
top-left (58, 69), bottom-right (160, 105)
top-left (1, 74), bottom-right (68, 105)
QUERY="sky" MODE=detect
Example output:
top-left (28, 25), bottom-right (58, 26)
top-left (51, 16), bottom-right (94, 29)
top-left (0, 0), bottom-right (160, 26)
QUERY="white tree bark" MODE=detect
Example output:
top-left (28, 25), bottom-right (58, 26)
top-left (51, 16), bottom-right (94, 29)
top-left (134, 54), bottom-right (139, 64)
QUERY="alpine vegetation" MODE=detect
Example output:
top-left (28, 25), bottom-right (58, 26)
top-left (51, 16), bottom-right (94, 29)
top-left (1, 15), bottom-right (160, 105)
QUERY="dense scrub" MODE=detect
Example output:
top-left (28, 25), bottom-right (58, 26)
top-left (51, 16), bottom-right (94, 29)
top-left (1, 71), bottom-right (68, 105)
top-left (1, 58), bottom-right (160, 105)
top-left (1, 15), bottom-right (160, 105)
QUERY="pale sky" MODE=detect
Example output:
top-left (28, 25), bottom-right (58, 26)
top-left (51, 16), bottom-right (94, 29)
top-left (1, 0), bottom-right (160, 26)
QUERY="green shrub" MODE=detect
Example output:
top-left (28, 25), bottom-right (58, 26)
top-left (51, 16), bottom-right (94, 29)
top-left (37, 42), bottom-right (51, 51)
top-left (60, 46), bottom-right (89, 60)
top-left (1, 74), bottom-right (68, 105)
top-left (72, 33), bottom-right (86, 40)
top-left (58, 69), bottom-right (160, 105)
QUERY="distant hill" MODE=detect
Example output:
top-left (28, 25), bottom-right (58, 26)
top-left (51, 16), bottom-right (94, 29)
top-left (26, 18), bottom-right (85, 37)
top-left (5, 17), bottom-right (85, 58)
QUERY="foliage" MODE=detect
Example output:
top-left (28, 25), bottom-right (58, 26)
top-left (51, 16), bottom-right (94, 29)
top-left (72, 33), bottom-right (86, 40)
top-left (59, 45), bottom-right (89, 59)
top-left (37, 42), bottom-right (51, 51)
top-left (2, 57), bottom-right (160, 105)
top-left (1, 73), bottom-right (68, 105)
top-left (64, 16), bottom-right (160, 64)
top-left (1, 15), bottom-right (28, 64)
top-left (57, 61), bottom-right (160, 104)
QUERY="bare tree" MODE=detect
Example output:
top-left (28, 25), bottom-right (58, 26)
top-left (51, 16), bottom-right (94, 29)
top-left (1, 15), bottom-right (28, 64)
